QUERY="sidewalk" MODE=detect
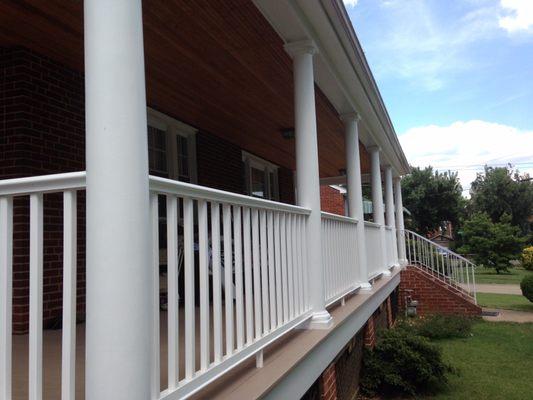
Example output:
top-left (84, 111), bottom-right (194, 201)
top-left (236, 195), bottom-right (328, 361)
top-left (466, 283), bottom-right (522, 295)
top-left (483, 308), bottom-right (533, 323)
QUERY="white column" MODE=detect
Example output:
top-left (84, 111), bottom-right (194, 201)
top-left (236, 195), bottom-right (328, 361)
top-left (368, 146), bottom-right (390, 275)
top-left (384, 166), bottom-right (399, 267)
top-left (342, 113), bottom-right (371, 289)
top-left (84, 1), bottom-right (152, 398)
top-left (285, 40), bottom-right (331, 328)
top-left (394, 177), bottom-right (408, 266)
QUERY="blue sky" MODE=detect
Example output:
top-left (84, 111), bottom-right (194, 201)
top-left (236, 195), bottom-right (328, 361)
top-left (343, 0), bottom-right (533, 194)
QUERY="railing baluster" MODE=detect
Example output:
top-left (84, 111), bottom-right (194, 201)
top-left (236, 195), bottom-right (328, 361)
top-left (233, 206), bottom-right (244, 350)
top-left (286, 215), bottom-right (294, 320)
top-left (29, 193), bottom-right (43, 400)
top-left (292, 214), bottom-right (300, 314)
top-left (267, 211), bottom-right (276, 329)
top-left (251, 209), bottom-right (262, 338)
top-left (242, 207), bottom-right (253, 345)
top-left (184, 197), bottom-right (195, 378)
top-left (211, 202), bottom-right (222, 362)
top-left (222, 204), bottom-right (234, 355)
top-left (198, 200), bottom-right (210, 370)
top-left (274, 212), bottom-right (282, 327)
top-left (166, 195), bottom-right (179, 389)
top-left (280, 214), bottom-right (289, 322)
top-left (0, 196), bottom-right (13, 400)
top-left (259, 210), bottom-right (270, 332)
top-left (149, 193), bottom-right (160, 399)
top-left (62, 190), bottom-right (77, 400)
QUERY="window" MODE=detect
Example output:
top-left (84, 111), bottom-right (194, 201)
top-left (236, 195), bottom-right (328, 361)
top-left (147, 108), bottom-right (197, 183)
top-left (243, 152), bottom-right (279, 200)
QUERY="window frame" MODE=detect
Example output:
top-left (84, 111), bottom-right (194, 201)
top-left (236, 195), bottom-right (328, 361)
top-left (147, 107), bottom-right (198, 183)
top-left (242, 151), bottom-right (279, 201)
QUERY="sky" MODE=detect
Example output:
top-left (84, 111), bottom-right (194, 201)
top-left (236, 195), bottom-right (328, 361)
top-left (343, 0), bottom-right (533, 195)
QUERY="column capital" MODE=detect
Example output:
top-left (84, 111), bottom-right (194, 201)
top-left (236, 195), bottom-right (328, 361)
top-left (393, 176), bottom-right (402, 183)
top-left (340, 112), bottom-right (361, 123)
top-left (284, 39), bottom-right (318, 58)
top-left (367, 145), bottom-right (381, 154)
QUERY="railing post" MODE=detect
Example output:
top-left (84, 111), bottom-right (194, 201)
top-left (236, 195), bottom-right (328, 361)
top-left (84, 0), bottom-right (152, 398)
top-left (285, 40), bottom-right (332, 328)
top-left (368, 146), bottom-right (390, 276)
top-left (341, 113), bottom-right (371, 289)
top-left (384, 166), bottom-right (399, 267)
top-left (394, 177), bottom-right (407, 265)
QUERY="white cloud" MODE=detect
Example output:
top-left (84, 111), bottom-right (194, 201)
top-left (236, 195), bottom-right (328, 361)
top-left (499, 0), bottom-right (533, 33)
top-left (399, 120), bottom-right (533, 195)
top-left (358, 1), bottom-right (501, 91)
top-left (343, 0), bottom-right (359, 7)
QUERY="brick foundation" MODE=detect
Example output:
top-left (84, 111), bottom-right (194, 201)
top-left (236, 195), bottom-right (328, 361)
top-left (399, 266), bottom-right (482, 316)
top-left (320, 363), bottom-right (338, 400)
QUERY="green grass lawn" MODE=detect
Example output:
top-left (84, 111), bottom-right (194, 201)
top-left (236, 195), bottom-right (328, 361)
top-left (476, 292), bottom-right (533, 313)
top-left (474, 267), bottom-right (532, 285)
top-left (423, 321), bottom-right (533, 400)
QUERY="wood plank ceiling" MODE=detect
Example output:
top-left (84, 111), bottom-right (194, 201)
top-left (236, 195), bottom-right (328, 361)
top-left (0, 0), bottom-right (371, 176)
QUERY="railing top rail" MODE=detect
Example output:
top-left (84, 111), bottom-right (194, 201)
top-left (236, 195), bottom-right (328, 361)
top-left (320, 211), bottom-right (358, 224)
top-left (150, 175), bottom-right (312, 215)
top-left (405, 228), bottom-right (475, 266)
top-left (0, 171), bottom-right (86, 196)
top-left (364, 221), bottom-right (381, 229)
top-left (385, 225), bottom-right (393, 231)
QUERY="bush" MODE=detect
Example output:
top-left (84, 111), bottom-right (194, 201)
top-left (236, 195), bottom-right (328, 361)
top-left (521, 275), bottom-right (533, 303)
top-left (361, 328), bottom-right (454, 397)
top-left (522, 246), bottom-right (533, 271)
top-left (410, 314), bottom-right (475, 340)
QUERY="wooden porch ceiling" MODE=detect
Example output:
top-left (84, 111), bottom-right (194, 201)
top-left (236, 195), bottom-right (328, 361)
top-left (0, 0), bottom-right (371, 176)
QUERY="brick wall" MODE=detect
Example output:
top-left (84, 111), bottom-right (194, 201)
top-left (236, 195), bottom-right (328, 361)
top-left (1, 46), bottom-right (86, 333)
top-left (320, 185), bottom-right (345, 215)
top-left (399, 266), bottom-right (482, 316)
top-left (1, 46), bottom-right (297, 333)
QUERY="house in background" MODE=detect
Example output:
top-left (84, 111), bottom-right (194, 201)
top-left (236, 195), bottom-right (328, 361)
top-left (0, 1), bottom-right (479, 399)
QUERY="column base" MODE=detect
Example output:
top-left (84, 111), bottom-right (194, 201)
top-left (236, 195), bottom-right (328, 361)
top-left (382, 268), bottom-right (392, 276)
top-left (399, 259), bottom-right (409, 267)
top-left (359, 281), bottom-right (372, 291)
top-left (300, 310), bottom-right (333, 330)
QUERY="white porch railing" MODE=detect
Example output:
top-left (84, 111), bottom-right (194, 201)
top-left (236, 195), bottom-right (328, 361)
top-left (385, 226), bottom-right (396, 268)
top-left (403, 229), bottom-right (477, 303)
top-left (0, 171), bottom-right (400, 399)
top-left (0, 172), bottom-right (86, 400)
top-left (320, 212), bottom-right (360, 306)
top-left (149, 176), bottom-right (313, 399)
top-left (364, 221), bottom-right (383, 279)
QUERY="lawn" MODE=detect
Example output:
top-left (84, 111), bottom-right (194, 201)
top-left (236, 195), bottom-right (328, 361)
top-left (476, 292), bottom-right (533, 313)
top-left (424, 321), bottom-right (533, 400)
top-left (474, 266), bottom-right (532, 285)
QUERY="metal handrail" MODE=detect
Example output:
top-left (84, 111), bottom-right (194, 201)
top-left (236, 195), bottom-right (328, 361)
top-left (403, 229), bottom-right (477, 303)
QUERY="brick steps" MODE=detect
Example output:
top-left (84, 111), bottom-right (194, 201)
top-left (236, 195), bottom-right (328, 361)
top-left (399, 266), bottom-right (481, 316)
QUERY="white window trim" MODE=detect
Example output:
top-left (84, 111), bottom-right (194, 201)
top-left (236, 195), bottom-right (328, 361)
top-left (242, 151), bottom-right (279, 200)
top-left (147, 107), bottom-right (198, 183)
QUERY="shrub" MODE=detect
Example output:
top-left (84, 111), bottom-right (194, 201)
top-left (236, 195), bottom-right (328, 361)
top-left (522, 246), bottom-right (533, 271)
top-left (521, 275), bottom-right (533, 303)
top-left (411, 314), bottom-right (475, 340)
top-left (361, 328), bottom-right (454, 397)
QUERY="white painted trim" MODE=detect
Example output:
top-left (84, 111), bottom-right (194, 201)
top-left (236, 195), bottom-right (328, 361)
top-left (242, 151), bottom-right (280, 201)
top-left (147, 107), bottom-right (198, 183)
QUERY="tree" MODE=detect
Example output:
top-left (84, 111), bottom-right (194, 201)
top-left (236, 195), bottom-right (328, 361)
top-left (401, 167), bottom-right (465, 235)
top-left (458, 212), bottom-right (524, 273)
top-left (470, 166), bottom-right (533, 235)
